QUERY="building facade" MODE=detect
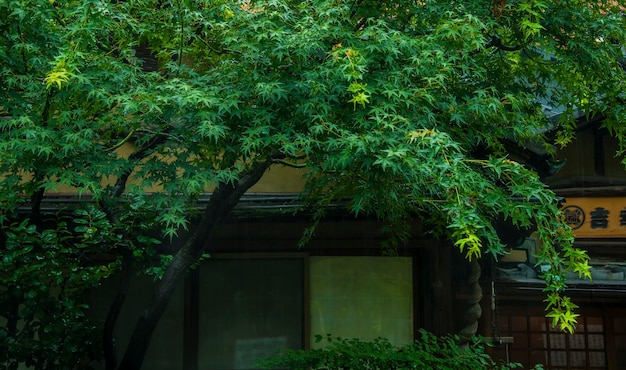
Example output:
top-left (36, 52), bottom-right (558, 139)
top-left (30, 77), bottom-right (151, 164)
top-left (487, 122), bottom-right (626, 369)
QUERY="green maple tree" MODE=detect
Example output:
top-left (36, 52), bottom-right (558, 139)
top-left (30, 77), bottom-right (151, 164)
top-left (1, 0), bottom-right (625, 368)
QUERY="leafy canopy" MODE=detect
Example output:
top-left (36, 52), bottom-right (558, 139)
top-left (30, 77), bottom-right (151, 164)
top-left (1, 0), bottom-right (625, 367)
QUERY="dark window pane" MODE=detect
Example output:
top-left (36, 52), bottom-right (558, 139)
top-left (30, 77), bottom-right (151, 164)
top-left (529, 333), bottom-right (547, 349)
top-left (530, 350), bottom-right (548, 365)
top-left (588, 334), bottom-right (604, 349)
top-left (550, 351), bottom-right (567, 366)
top-left (549, 334), bottom-right (566, 349)
top-left (569, 334), bottom-right (586, 349)
top-left (587, 317), bottom-right (603, 333)
top-left (530, 316), bottom-right (546, 332)
top-left (94, 274), bottom-right (184, 369)
top-left (570, 351), bottom-right (586, 367)
top-left (588, 351), bottom-right (606, 367)
top-left (198, 258), bottom-right (304, 369)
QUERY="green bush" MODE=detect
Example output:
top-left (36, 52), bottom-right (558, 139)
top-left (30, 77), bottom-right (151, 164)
top-left (259, 330), bottom-right (538, 370)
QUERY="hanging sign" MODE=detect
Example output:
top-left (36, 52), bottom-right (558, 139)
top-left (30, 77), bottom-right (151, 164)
top-left (562, 197), bottom-right (626, 238)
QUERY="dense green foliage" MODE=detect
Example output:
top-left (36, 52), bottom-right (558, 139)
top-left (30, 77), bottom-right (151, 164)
top-left (1, 0), bottom-right (625, 368)
top-left (259, 331), bottom-right (531, 370)
top-left (0, 212), bottom-right (110, 369)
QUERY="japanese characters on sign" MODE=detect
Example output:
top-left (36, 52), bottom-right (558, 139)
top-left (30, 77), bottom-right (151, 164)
top-left (562, 197), bottom-right (626, 238)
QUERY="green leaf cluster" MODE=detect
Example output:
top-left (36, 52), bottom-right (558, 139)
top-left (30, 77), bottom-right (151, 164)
top-left (259, 331), bottom-right (527, 370)
top-left (0, 212), bottom-right (117, 369)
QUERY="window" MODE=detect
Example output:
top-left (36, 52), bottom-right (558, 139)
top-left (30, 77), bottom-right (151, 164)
top-left (94, 253), bottom-right (417, 369)
top-left (493, 307), bottom-right (607, 369)
top-left (198, 257), bottom-right (304, 369)
top-left (613, 309), bottom-right (626, 368)
top-left (92, 274), bottom-right (185, 370)
top-left (309, 256), bottom-right (414, 347)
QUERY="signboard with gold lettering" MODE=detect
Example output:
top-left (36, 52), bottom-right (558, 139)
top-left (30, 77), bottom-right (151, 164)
top-left (562, 197), bottom-right (626, 238)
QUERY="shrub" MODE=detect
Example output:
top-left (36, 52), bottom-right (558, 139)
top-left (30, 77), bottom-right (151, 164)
top-left (258, 330), bottom-right (535, 370)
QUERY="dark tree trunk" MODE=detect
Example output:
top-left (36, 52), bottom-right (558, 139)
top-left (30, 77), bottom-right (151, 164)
top-left (458, 260), bottom-right (482, 345)
top-left (100, 139), bottom-right (168, 368)
top-left (103, 250), bottom-right (132, 370)
top-left (117, 162), bottom-right (269, 370)
top-left (101, 169), bottom-right (136, 369)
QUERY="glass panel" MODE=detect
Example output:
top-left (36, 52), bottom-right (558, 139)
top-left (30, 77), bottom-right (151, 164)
top-left (309, 256), bottom-right (413, 347)
top-left (529, 316), bottom-right (546, 332)
top-left (530, 350), bottom-right (548, 365)
top-left (549, 334), bottom-right (566, 349)
top-left (529, 332), bottom-right (547, 349)
top-left (570, 351), bottom-right (586, 367)
top-left (569, 334), bottom-right (586, 349)
top-left (198, 259), bottom-right (304, 369)
top-left (588, 351), bottom-right (606, 367)
top-left (588, 334), bottom-right (604, 349)
top-left (93, 274), bottom-right (184, 369)
top-left (586, 317), bottom-right (603, 332)
top-left (550, 351), bottom-right (567, 367)
top-left (575, 320), bottom-right (585, 332)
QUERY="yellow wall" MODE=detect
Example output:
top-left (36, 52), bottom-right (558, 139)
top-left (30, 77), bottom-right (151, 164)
top-left (46, 142), bottom-right (306, 195)
top-left (248, 165), bottom-right (306, 193)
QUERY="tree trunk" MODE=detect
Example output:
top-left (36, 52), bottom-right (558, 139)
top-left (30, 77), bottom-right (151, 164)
top-left (117, 162), bottom-right (269, 370)
top-left (458, 260), bottom-right (482, 345)
top-left (101, 168), bottom-right (138, 369)
top-left (103, 250), bottom-right (132, 370)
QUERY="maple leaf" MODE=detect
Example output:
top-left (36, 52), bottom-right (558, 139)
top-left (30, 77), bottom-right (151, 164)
top-left (44, 69), bottom-right (71, 90)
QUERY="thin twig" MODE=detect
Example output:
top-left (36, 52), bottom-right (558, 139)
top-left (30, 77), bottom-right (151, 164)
top-left (272, 158), bottom-right (307, 168)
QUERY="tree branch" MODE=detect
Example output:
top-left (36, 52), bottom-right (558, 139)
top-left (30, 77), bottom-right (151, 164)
top-left (354, 17), bottom-right (368, 32)
top-left (349, 0), bottom-right (365, 18)
top-left (100, 134), bottom-right (168, 369)
top-left (272, 158), bottom-right (307, 168)
top-left (487, 35), bottom-right (523, 52)
top-left (103, 248), bottom-right (132, 370)
top-left (105, 130), bottom-right (136, 153)
top-left (41, 89), bottom-right (54, 124)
